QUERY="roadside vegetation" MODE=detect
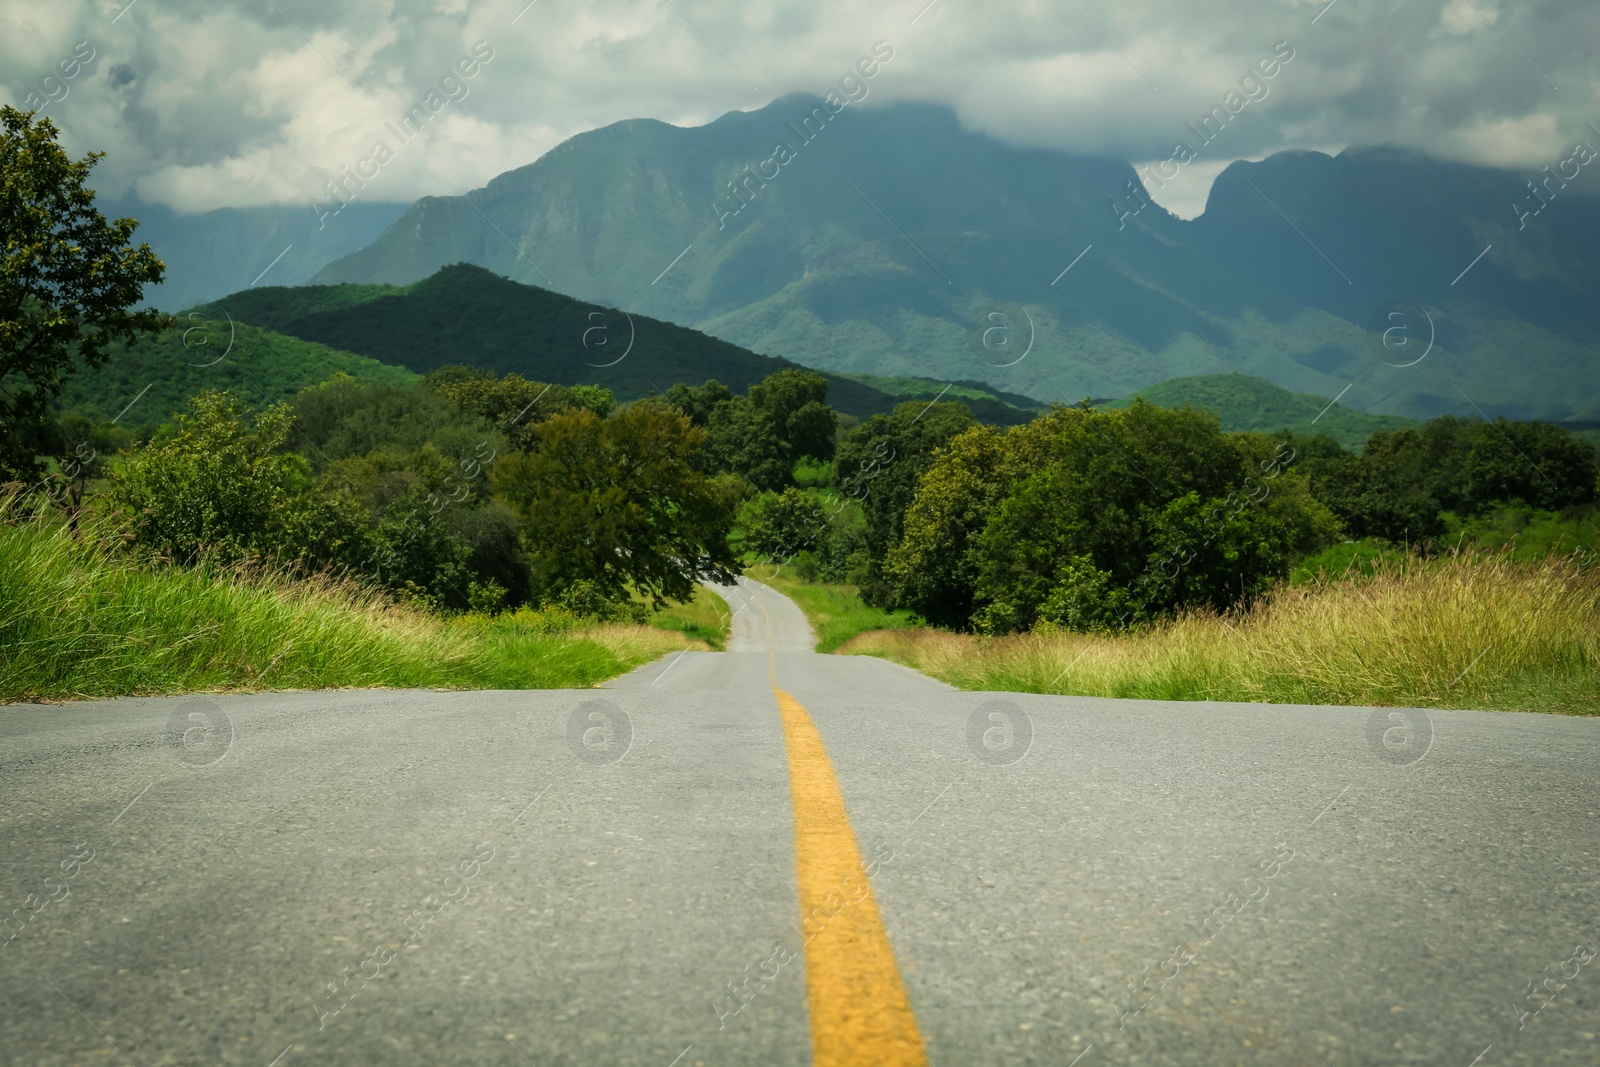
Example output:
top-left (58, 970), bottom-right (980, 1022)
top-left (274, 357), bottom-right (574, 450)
top-left (765, 391), bottom-right (1599, 714)
top-left (640, 584), bottom-right (734, 650)
top-left (0, 503), bottom-right (696, 700)
top-left (842, 550), bottom-right (1600, 714)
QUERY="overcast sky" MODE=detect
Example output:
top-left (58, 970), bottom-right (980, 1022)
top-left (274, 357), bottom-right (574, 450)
top-left (4, 0), bottom-right (1595, 219)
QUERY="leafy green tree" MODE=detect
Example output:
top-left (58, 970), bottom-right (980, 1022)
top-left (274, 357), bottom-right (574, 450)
top-left (293, 375), bottom-right (502, 464)
top-left (38, 411), bottom-right (130, 529)
top-left (834, 400), bottom-right (975, 604)
top-left (490, 400), bottom-right (740, 606)
top-left (110, 391), bottom-right (369, 568)
top-left (881, 417), bottom-right (1056, 628)
top-left (568, 384), bottom-right (617, 419)
top-left (969, 403), bottom-right (1253, 631)
top-left (890, 404), bottom-right (1342, 632)
top-left (1299, 429), bottom-right (1443, 541)
top-left (421, 366), bottom-right (596, 452)
top-left (704, 369), bottom-right (839, 491)
top-left (0, 107), bottom-right (165, 481)
top-left (1294, 417), bottom-right (1595, 541)
top-left (363, 489), bottom-right (474, 609)
top-left (1463, 419), bottom-right (1597, 513)
top-left (663, 379), bottom-right (733, 427)
top-left (751, 369), bottom-right (837, 462)
top-left (706, 396), bottom-right (789, 489)
top-left (742, 488), bottom-right (829, 559)
top-left (1132, 473), bottom-right (1340, 618)
top-left (447, 502), bottom-right (531, 607)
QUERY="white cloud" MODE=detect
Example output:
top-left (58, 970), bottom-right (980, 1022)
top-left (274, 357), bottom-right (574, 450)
top-left (2, 0), bottom-right (1595, 214)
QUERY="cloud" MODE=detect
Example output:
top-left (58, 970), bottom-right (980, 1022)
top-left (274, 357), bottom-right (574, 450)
top-left (2, 0), bottom-right (1595, 215)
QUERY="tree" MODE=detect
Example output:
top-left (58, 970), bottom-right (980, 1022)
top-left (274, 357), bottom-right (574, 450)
top-left (888, 403), bottom-right (1342, 633)
top-left (742, 488), bottom-right (829, 559)
top-left (38, 410), bottom-right (129, 529)
top-left (1293, 417), bottom-right (1596, 541)
top-left (421, 366), bottom-right (583, 453)
top-left (834, 400), bottom-right (975, 604)
top-left (663, 379), bottom-right (733, 427)
top-left (1463, 419), bottom-right (1596, 513)
top-left (704, 369), bottom-right (839, 491)
top-left (0, 107), bottom-right (164, 481)
top-left (109, 391), bottom-right (369, 568)
top-left (294, 374), bottom-right (501, 464)
top-left (880, 420), bottom-right (1053, 629)
top-left (490, 400), bottom-right (740, 606)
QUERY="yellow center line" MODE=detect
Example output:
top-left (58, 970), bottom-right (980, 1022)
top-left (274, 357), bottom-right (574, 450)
top-left (754, 588), bottom-right (927, 1066)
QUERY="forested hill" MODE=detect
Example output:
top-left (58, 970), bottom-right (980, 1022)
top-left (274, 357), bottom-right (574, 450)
top-left (1106, 374), bottom-right (1420, 452)
top-left (192, 264), bottom-right (1039, 424)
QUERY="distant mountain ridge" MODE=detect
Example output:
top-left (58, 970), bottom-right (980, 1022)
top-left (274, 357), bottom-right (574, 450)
top-left (191, 264), bottom-right (1041, 423)
top-left (1105, 373), bottom-right (1419, 452)
top-left (112, 197), bottom-right (408, 311)
top-left (308, 95), bottom-right (1600, 423)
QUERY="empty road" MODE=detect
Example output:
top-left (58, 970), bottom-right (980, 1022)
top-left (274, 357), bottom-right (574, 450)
top-left (1, 578), bottom-right (1595, 1066)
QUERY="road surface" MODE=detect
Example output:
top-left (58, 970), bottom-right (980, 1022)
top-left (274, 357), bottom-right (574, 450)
top-left (1, 578), bottom-right (1596, 1066)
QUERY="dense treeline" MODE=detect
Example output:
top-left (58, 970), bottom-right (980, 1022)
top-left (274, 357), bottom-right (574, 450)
top-left (20, 366), bottom-right (871, 617)
top-left (797, 399), bottom-right (1599, 635)
top-left (18, 357), bottom-right (1599, 634)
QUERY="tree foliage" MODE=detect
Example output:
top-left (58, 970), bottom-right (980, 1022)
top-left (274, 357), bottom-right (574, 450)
top-left (886, 403), bottom-right (1342, 632)
top-left (0, 107), bottom-right (165, 480)
top-left (1293, 416), bottom-right (1597, 540)
top-left (491, 400), bottom-right (740, 606)
top-left (109, 391), bottom-right (367, 569)
top-left (702, 369), bottom-right (839, 490)
top-left (834, 400), bottom-right (976, 605)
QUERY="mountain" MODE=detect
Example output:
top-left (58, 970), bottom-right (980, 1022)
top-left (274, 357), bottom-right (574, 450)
top-left (55, 321), bottom-right (417, 431)
top-left (310, 95), bottom-right (1600, 423)
top-left (1104, 373), bottom-right (1419, 452)
top-left (189, 264), bottom-right (1041, 423)
top-left (107, 196), bottom-right (409, 311)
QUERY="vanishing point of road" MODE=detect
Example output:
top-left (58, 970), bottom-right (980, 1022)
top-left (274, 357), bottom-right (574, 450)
top-left (2, 579), bottom-right (1595, 1066)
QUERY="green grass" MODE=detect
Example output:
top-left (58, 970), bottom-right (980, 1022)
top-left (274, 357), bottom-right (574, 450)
top-left (0, 511), bottom-right (692, 700)
top-left (841, 551), bottom-right (1600, 714)
top-left (751, 565), bottom-right (921, 652)
top-left (639, 583), bottom-right (733, 650)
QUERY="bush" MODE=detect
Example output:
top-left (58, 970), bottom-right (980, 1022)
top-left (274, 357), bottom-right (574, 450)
top-left (110, 391), bottom-right (371, 570)
top-left (888, 403), bottom-right (1342, 633)
top-left (742, 488), bottom-right (828, 560)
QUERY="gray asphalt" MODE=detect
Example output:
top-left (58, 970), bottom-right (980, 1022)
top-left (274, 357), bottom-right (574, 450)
top-left (1, 577), bottom-right (1596, 1066)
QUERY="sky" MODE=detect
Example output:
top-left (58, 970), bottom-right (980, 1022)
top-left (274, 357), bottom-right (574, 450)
top-left (3, 0), bottom-right (1596, 220)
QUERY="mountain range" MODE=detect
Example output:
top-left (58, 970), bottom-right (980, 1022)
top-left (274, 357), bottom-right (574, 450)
top-left (130, 94), bottom-right (1600, 423)
top-left (108, 197), bottom-right (406, 311)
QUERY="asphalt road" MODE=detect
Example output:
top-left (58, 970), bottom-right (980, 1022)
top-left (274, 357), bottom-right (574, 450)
top-left (1, 577), bottom-right (1596, 1066)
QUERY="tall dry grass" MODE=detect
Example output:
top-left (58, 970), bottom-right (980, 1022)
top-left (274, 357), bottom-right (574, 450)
top-left (840, 551), bottom-right (1600, 713)
top-left (0, 508), bottom-right (692, 701)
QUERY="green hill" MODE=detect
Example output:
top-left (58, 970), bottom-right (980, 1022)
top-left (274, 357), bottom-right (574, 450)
top-left (1107, 374), bottom-right (1419, 451)
top-left (55, 319), bottom-right (417, 431)
top-left (835, 372), bottom-right (1045, 424)
top-left (192, 265), bottom-right (1041, 424)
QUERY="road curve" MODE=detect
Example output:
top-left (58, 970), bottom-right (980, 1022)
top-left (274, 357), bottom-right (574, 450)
top-left (1, 578), bottom-right (1596, 1066)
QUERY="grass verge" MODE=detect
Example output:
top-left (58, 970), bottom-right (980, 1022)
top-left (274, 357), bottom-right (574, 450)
top-left (752, 565), bottom-right (921, 652)
top-left (1, 517), bottom-right (696, 701)
top-left (639, 583), bottom-right (732, 650)
top-left (839, 552), bottom-right (1600, 714)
